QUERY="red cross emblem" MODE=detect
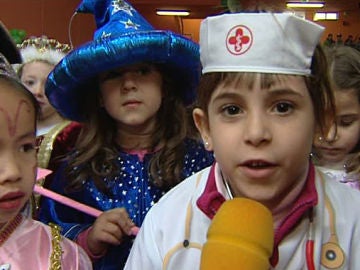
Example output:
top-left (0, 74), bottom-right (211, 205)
top-left (226, 25), bottom-right (253, 55)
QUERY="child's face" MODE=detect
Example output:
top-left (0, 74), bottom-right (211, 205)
top-left (313, 89), bottom-right (360, 166)
top-left (20, 61), bottom-right (57, 121)
top-left (194, 74), bottom-right (315, 207)
top-left (0, 80), bottom-right (37, 227)
top-left (99, 63), bottom-right (163, 132)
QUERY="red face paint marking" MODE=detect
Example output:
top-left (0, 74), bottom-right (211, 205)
top-left (0, 99), bottom-right (32, 136)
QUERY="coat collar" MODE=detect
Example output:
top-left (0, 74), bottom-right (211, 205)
top-left (196, 162), bottom-right (318, 266)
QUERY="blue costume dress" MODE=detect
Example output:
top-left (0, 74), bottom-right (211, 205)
top-left (39, 138), bottom-right (214, 270)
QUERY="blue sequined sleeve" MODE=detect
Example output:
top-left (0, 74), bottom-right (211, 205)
top-left (38, 162), bottom-right (96, 239)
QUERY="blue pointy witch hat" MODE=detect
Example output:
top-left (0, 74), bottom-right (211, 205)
top-left (46, 0), bottom-right (200, 121)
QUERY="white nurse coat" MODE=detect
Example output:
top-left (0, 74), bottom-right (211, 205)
top-left (125, 164), bottom-right (360, 270)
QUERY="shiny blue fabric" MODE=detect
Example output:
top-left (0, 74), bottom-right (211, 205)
top-left (46, 0), bottom-right (200, 121)
top-left (39, 138), bottom-right (214, 270)
top-left (77, 0), bottom-right (155, 39)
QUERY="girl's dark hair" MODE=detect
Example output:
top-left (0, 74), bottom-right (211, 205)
top-left (324, 46), bottom-right (360, 172)
top-left (326, 45), bottom-right (360, 99)
top-left (327, 46), bottom-right (360, 152)
top-left (64, 65), bottom-right (195, 194)
top-left (195, 44), bottom-right (336, 139)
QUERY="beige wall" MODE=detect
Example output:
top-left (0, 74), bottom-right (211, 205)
top-left (305, 10), bottom-right (360, 42)
top-left (1, 0), bottom-right (95, 47)
top-left (0, 0), bottom-right (359, 47)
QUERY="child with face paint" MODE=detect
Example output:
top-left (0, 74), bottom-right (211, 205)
top-left (0, 53), bottom-right (92, 269)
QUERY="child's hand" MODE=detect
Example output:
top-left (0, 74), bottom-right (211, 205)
top-left (87, 207), bottom-right (135, 256)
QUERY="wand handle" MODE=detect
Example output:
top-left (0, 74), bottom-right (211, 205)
top-left (33, 184), bottom-right (139, 235)
top-left (34, 184), bottom-right (102, 217)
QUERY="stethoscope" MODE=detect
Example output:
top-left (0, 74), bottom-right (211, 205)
top-left (224, 172), bottom-right (346, 270)
top-left (162, 171), bottom-right (346, 270)
top-left (307, 188), bottom-right (345, 270)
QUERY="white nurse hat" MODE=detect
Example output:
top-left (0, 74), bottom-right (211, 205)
top-left (200, 13), bottom-right (324, 75)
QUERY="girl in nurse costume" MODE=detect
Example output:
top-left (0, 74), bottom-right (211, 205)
top-left (125, 11), bottom-right (360, 270)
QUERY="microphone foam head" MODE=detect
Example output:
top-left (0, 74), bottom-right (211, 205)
top-left (200, 198), bottom-right (274, 270)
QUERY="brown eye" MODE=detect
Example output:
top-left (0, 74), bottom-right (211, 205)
top-left (274, 102), bottom-right (293, 114)
top-left (99, 71), bottom-right (122, 82)
top-left (137, 66), bottom-right (152, 75)
top-left (338, 117), bottom-right (355, 127)
top-left (222, 105), bottom-right (241, 116)
top-left (20, 143), bottom-right (37, 153)
top-left (23, 79), bottom-right (35, 87)
top-left (227, 106), bottom-right (240, 115)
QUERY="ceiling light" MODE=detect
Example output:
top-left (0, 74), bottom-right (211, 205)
top-left (156, 10), bottom-right (190, 16)
top-left (313, 12), bottom-right (338, 21)
top-left (286, 1), bottom-right (325, 8)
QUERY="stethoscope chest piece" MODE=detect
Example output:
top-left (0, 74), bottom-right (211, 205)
top-left (319, 176), bottom-right (346, 269)
top-left (320, 241), bottom-right (345, 269)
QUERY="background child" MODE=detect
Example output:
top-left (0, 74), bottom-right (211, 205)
top-left (15, 36), bottom-right (71, 139)
top-left (39, 0), bottom-right (214, 269)
top-left (13, 37), bottom-right (81, 216)
top-left (125, 12), bottom-right (360, 269)
top-left (313, 45), bottom-right (360, 190)
top-left (0, 51), bottom-right (91, 269)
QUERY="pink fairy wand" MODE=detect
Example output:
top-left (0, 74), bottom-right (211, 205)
top-left (34, 168), bottom-right (139, 236)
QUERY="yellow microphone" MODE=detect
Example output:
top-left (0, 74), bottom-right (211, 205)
top-left (200, 198), bottom-right (274, 270)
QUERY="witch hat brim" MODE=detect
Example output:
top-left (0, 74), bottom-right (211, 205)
top-left (46, 30), bottom-right (200, 121)
top-left (45, 0), bottom-right (200, 122)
